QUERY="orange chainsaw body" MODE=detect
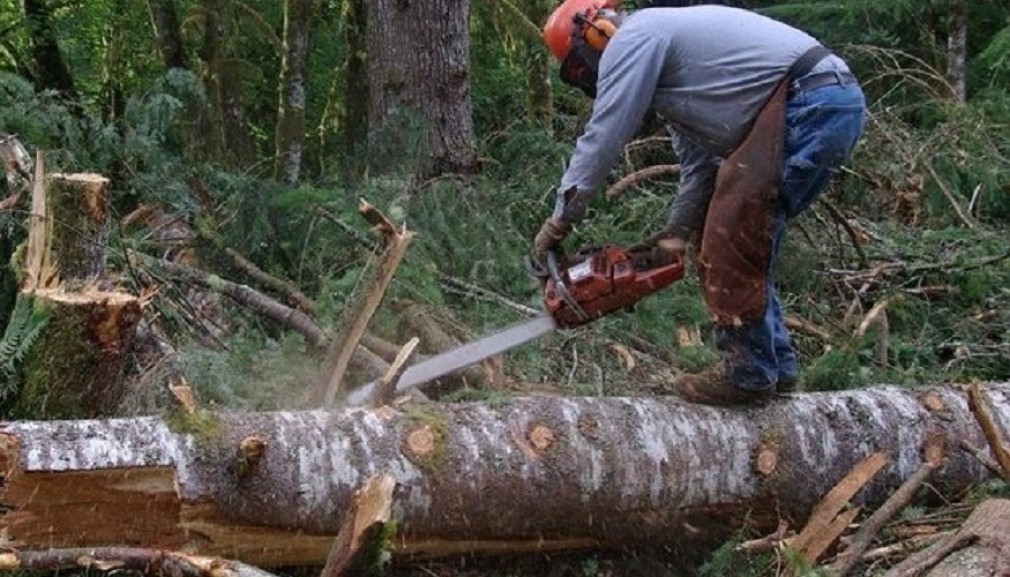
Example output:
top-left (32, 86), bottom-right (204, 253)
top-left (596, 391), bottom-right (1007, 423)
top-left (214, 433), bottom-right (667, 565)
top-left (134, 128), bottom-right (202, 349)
top-left (544, 245), bottom-right (685, 328)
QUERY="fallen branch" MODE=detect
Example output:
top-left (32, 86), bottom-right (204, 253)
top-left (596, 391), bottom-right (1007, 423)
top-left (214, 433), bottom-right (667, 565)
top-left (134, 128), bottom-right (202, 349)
top-left (784, 315), bottom-right (833, 342)
top-left (604, 164), bottom-right (680, 199)
top-left (320, 199), bottom-right (413, 406)
top-left (958, 440), bottom-right (1004, 478)
top-left (130, 251), bottom-right (390, 382)
top-left (860, 532), bottom-right (950, 563)
top-left (788, 452), bottom-right (889, 564)
top-left (923, 161), bottom-right (975, 229)
top-left (830, 443), bottom-right (943, 576)
top-left (222, 246), bottom-right (317, 315)
top-left (965, 382), bottom-right (1010, 482)
top-left (131, 250), bottom-right (327, 346)
top-left (0, 548), bottom-right (278, 577)
top-left (821, 197), bottom-right (870, 269)
top-left (880, 499), bottom-right (1010, 577)
top-left (736, 520), bottom-right (790, 553)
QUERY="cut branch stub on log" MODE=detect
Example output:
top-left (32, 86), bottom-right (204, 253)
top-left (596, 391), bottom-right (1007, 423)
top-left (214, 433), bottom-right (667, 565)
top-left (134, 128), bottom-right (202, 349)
top-left (0, 385), bottom-right (1004, 567)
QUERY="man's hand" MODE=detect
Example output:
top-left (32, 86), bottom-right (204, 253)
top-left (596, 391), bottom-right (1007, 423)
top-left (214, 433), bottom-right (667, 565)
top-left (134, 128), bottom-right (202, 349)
top-left (532, 218), bottom-right (571, 264)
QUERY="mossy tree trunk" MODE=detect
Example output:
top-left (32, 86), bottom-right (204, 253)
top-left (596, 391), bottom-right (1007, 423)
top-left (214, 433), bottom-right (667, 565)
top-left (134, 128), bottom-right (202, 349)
top-left (0, 385), bottom-right (1005, 567)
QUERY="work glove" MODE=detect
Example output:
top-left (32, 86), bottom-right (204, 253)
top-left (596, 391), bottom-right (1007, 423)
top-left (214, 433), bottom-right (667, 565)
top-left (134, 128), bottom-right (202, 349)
top-left (655, 236), bottom-right (687, 263)
top-left (637, 226), bottom-right (690, 266)
top-left (532, 218), bottom-right (571, 266)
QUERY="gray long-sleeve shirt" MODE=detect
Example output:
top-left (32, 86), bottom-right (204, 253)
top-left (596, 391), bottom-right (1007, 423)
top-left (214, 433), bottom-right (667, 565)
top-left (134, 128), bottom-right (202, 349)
top-left (552, 6), bottom-right (849, 237)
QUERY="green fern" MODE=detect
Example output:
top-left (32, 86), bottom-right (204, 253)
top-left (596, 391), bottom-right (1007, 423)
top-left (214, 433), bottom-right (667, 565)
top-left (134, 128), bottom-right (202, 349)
top-left (0, 294), bottom-right (50, 401)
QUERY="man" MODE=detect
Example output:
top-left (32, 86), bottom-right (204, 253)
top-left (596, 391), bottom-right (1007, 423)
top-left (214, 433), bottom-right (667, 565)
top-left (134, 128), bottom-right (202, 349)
top-left (533, 0), bottom-right (866, 406)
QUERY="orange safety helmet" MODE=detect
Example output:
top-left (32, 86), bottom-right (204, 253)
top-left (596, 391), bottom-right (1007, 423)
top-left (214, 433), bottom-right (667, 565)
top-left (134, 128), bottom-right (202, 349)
top-left (543, 0), bottom-right (619, 63)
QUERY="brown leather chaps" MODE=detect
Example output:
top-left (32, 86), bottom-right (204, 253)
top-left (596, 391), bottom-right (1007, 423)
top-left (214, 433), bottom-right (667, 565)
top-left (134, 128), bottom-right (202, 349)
top-left (697, 81), bottom-right (789, 326)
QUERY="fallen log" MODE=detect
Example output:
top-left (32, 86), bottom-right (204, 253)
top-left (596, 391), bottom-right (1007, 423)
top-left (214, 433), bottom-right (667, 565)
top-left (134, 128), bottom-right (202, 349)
top-left (0, 547), bottom-right (277, 577)
top-left (0, 384), bottom-right (1006, 567)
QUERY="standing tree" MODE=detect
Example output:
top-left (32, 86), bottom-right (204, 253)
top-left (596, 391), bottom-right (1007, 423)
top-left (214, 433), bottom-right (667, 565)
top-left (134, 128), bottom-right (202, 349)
top-left (946, 0), bottom-right (967, 102)
top-left (22, 0), bottom-right (79, 106)
top-left (148, 0), bottom-right (189, 70)
top-left (197, 0), bottom-right (261, 168)
top-left (275, 0), bottom-right (314, 184)
top-left (366, 0), bottom-right (477, 178)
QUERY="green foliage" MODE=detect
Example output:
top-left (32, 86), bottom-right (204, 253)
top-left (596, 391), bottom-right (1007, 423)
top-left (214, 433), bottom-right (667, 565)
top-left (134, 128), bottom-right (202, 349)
top-left (0, 294), bottom-right (50, 405)
top-left (178, 330), bottom-right (321, 411)
top-left (697, 536), bottom-right (773, 577)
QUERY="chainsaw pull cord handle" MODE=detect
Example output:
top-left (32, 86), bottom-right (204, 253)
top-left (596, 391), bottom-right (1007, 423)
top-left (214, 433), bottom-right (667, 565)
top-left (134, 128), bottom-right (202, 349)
top-left (547, 249), bottom-right (590, 322)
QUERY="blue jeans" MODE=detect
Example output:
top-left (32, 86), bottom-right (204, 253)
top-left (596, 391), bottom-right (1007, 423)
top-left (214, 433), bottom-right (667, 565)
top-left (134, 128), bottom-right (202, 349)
top-left (719, 79), bottom-right (867, 391)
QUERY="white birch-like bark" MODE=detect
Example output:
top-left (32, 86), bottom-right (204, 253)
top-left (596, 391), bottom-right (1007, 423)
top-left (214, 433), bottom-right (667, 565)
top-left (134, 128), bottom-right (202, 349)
top-left (0, 385), bottom-right (1006, 566)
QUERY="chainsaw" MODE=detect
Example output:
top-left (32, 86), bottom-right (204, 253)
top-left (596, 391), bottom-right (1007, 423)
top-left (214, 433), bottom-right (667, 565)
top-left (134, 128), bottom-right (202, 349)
top-left (345, 244), bottom-right (684, 405)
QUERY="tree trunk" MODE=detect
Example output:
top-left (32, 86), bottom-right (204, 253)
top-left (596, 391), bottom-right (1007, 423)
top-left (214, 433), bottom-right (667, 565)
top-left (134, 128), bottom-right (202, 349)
top-left (946, 0), bottom-right (967, 103)
top-left (23, 0), bottom-right (79, 104)
top-left (0, 385), bottom-right (1005, 567)
top-left (200, 0), bottom-right (256, 167)
top-left (148, 0), bottom-right (189, 69)
top-left (274, 0), bottom-right (313, 184)
top-left (9, 169), bottom-right (142, 419)
top-left (366, 0), bottom-right (477, 178)
top-left (340, 0), bottom-right (368, 179)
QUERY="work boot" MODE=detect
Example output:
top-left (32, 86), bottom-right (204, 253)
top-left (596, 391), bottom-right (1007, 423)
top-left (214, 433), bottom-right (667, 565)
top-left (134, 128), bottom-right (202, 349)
top-left (673, 364), bottom-right (775, 407)
top-left (777, 374), bottom-right (800, 393)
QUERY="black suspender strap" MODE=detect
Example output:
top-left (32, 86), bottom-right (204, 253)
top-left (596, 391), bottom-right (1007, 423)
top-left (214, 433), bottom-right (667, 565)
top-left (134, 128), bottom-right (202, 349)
top-left (787, 44), bottom-right (833, 80)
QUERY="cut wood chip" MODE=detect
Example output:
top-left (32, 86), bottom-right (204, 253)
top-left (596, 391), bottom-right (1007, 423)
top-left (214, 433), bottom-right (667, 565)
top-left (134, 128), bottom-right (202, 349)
top-left (609, 343), bottom-right (637, 371)
top-left (830, 442), bottom-right (943, 577)
top-left (788, 451), bottom-right (889, 563)
top-left (320, 473), bottom-right (396, 577)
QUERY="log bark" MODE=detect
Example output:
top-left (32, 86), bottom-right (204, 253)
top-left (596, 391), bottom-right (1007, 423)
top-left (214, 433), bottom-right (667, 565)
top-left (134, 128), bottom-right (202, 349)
top-left (0, 385), bottom-right (1006, 567)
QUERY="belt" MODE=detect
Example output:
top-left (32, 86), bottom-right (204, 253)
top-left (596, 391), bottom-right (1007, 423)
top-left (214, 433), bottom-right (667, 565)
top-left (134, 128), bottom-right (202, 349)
top-left (791, 71), bottom-right (857, 93)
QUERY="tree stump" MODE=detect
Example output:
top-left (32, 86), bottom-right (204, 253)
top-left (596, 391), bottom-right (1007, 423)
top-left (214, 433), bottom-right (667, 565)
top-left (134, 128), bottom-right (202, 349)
top-left (13, 288), bottom-right (142, 419)
top-left (47, 173), bottom-right (111, 285)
